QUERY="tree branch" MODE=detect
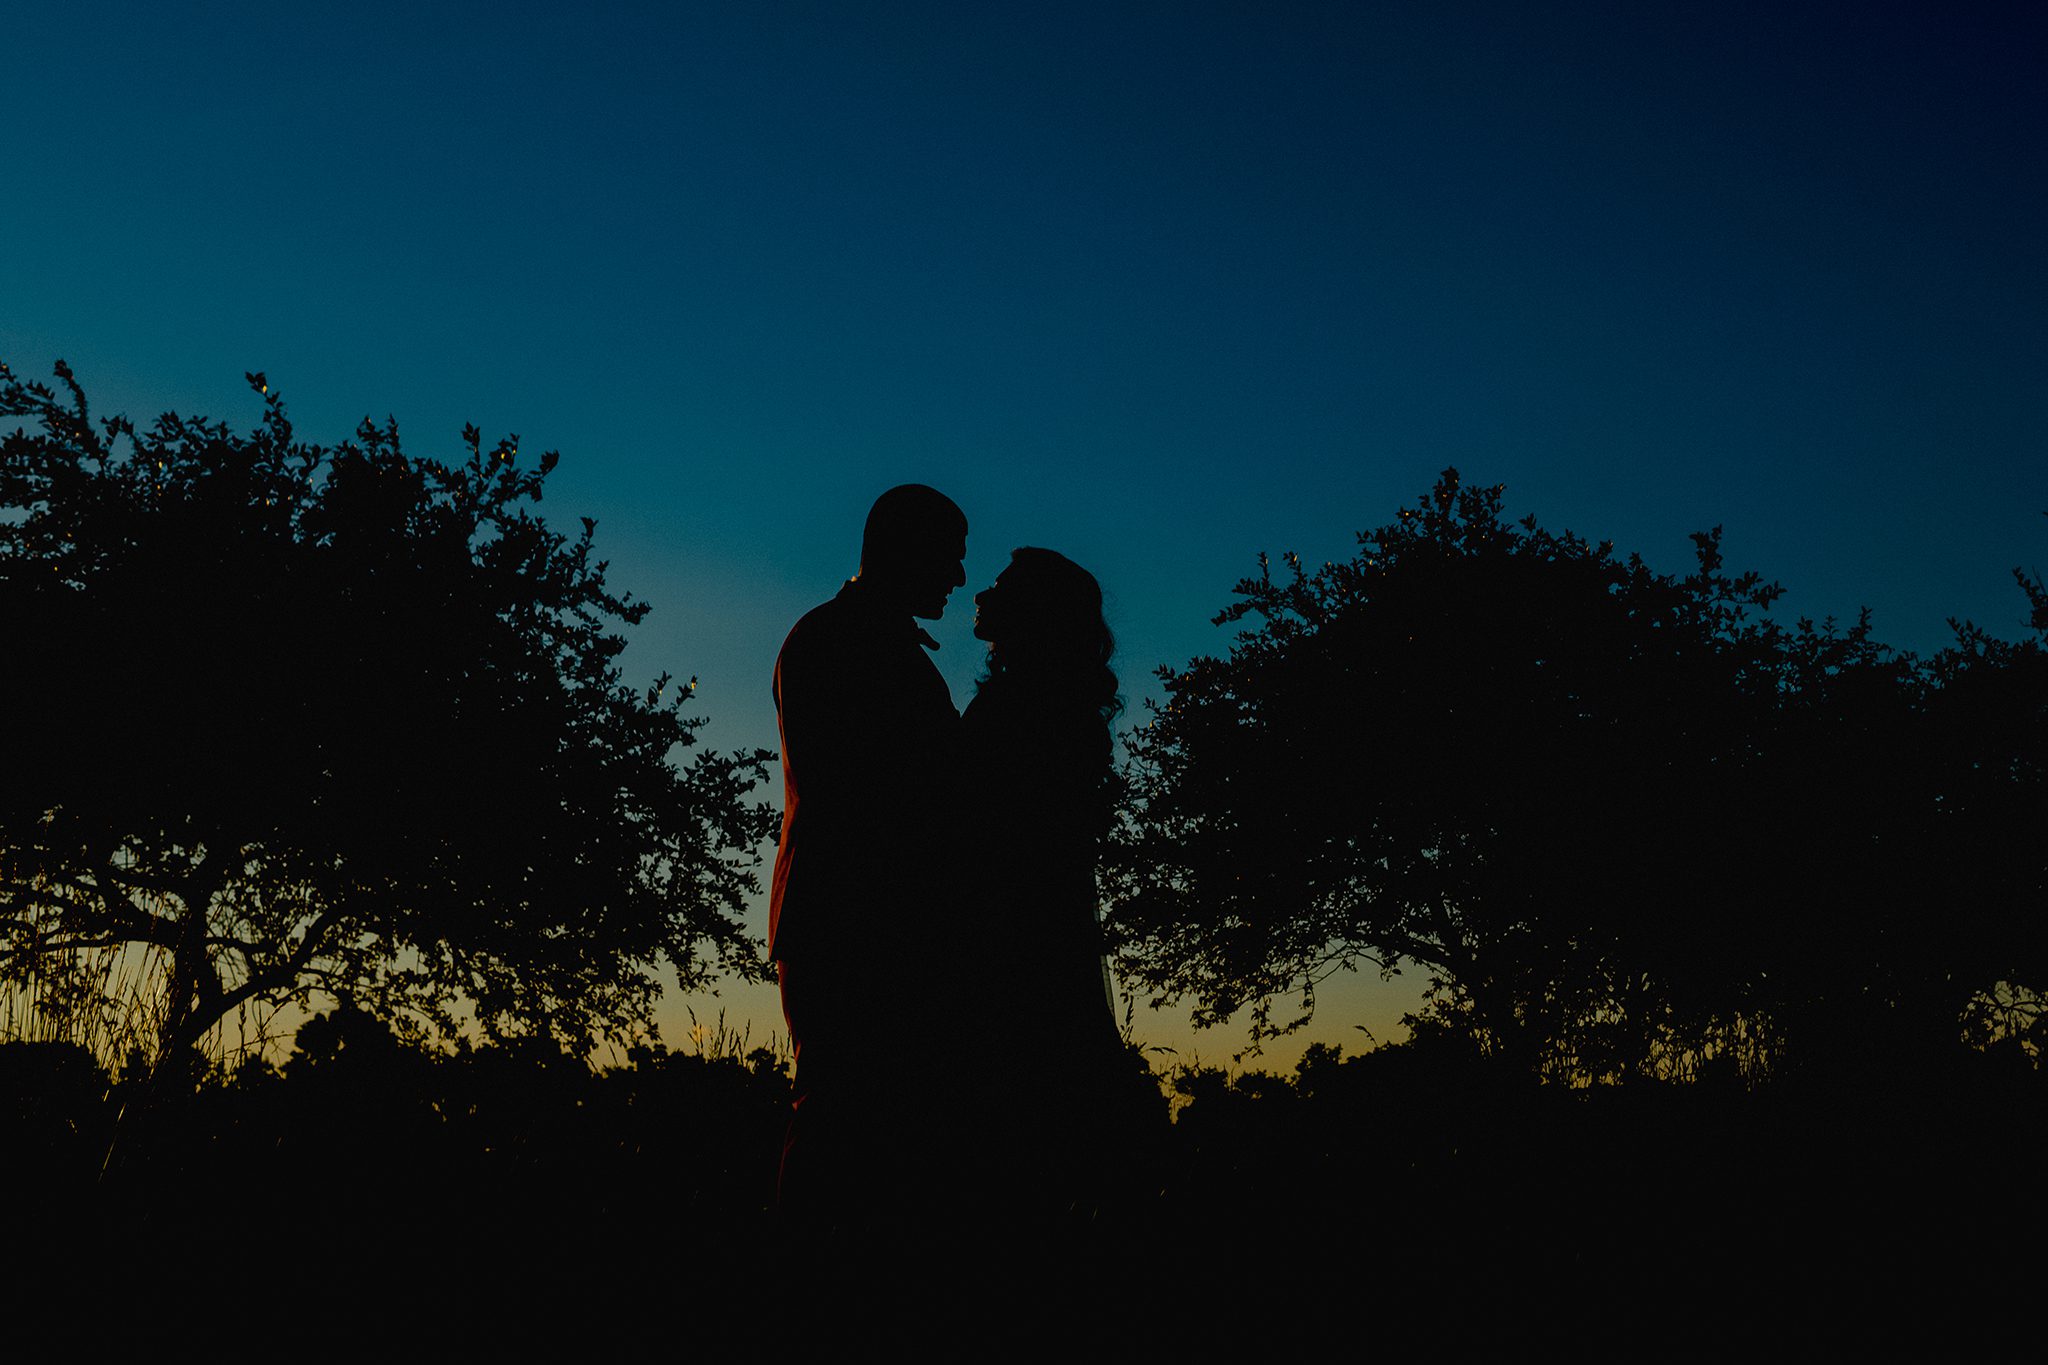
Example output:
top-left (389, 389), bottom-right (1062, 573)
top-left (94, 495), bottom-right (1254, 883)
top-left (165, 912), bottom-right (336, 1053)
top-left (1, 884), bottom-right (184, 949)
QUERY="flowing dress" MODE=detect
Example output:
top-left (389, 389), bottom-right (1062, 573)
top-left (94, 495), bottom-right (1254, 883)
top-left (956, 678), bottom-right (1130, 1215)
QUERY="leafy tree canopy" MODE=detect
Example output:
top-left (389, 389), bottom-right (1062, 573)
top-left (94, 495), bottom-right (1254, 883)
top-left (0, 360), bottom-right (777, 1069)
top-left (1106, 470), bottom-right (2046, 1081)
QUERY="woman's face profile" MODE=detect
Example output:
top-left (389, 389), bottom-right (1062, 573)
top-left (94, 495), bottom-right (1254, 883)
top-left (972, 567), bottom-right (1014, 644)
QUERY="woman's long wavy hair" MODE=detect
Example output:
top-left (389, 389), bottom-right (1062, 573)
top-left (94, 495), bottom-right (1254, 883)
top-left (977, 547), bottom-right (1122, 728)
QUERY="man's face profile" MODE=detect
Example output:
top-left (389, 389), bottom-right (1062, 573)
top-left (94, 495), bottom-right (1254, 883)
top-left (860, 484), bottom-right (967, 619)
top-left (907, 531), bottom-right (968, 620)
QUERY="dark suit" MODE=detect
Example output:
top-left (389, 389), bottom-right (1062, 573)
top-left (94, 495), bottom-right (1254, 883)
top-left (769, 578), bottom-right (958, 1219)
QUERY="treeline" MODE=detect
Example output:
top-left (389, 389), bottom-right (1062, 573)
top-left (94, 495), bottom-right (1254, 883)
top-left (6, 363), bottom-right (2040, 1093)
top-left (6, 363), bottom-right (2047, 1308)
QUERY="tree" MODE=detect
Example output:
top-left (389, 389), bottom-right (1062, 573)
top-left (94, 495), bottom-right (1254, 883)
top-left (1928, 525), bottom-right (2048, 1066)
top-left (1104, 470), bottom-right (2046, 1081)
top-left (0, 359), bottom-right (778, 1074)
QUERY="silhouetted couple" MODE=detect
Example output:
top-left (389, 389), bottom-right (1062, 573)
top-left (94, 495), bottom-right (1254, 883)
top-left (769, 484), bottom-right (1131, 1237)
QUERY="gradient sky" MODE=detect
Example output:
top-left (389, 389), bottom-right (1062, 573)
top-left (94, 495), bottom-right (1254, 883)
top-left (5, 1), bottom-right (2043, 1067)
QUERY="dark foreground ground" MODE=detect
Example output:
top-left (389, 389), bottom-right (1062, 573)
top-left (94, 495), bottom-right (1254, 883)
top-left (5, 1030), bottom-right (2042, 1345)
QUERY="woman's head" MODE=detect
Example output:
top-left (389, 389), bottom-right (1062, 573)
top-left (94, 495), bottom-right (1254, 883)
top-left (973, 547), bottom-right (1119, 720)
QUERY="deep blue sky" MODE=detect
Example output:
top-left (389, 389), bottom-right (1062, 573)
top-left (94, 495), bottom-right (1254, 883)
top-left (6, 2), bottom-right (2043, 1063)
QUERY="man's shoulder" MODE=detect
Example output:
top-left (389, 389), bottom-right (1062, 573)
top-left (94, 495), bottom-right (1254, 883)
top-left (778, 591), bottom-right (861, 662)
top-left (777, 592), bottom-right (895, 695)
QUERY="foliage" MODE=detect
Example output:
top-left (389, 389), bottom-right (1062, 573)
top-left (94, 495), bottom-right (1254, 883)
top-left (0, 359), bottom-right (778, 1071)
top-left (2, 1011), bottom-right (797, 1297)
top-left (1105, 469), bottom-right (2047, 1081)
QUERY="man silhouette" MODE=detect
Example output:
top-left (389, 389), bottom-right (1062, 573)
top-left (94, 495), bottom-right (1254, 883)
top-left (770, 484), bottom-right (968, 1226)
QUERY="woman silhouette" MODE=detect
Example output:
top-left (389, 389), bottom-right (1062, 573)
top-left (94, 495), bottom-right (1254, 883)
top-left (958, 547), bottom-right (1133, 1219)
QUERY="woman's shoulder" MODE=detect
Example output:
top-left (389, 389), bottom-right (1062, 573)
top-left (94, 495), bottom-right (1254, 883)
top-left (966, 684), bottom-right (1107, 752)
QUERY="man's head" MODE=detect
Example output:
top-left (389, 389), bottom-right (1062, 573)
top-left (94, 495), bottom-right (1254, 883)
top-left (859, 484), bottom-right (968, 619)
